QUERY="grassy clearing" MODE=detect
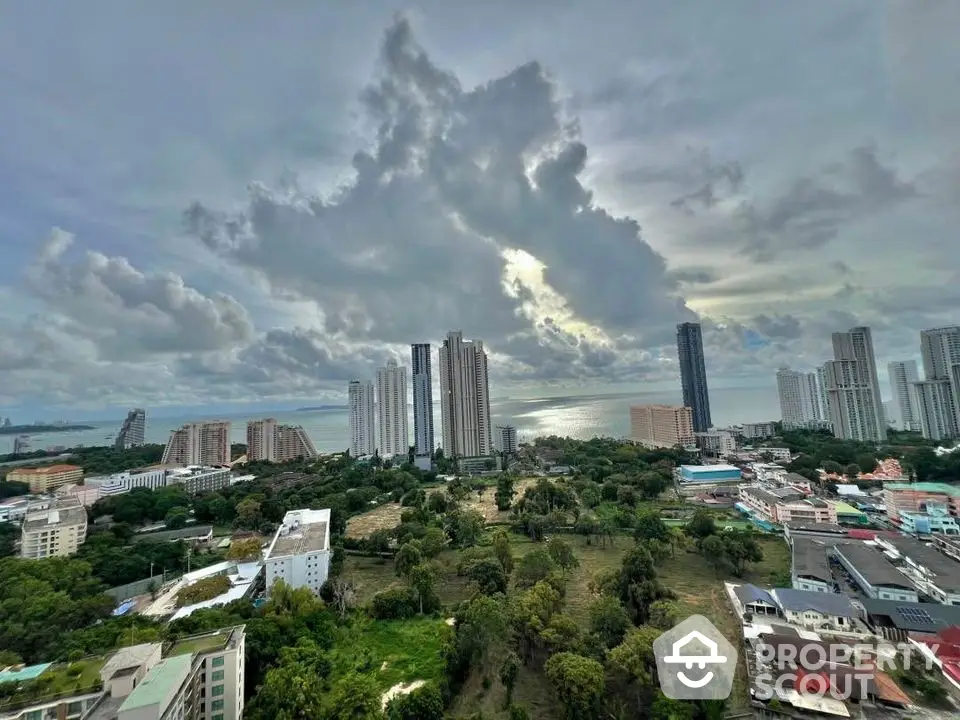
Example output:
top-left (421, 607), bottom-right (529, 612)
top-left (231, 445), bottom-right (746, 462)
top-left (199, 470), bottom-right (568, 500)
top-left (329, 617), bottom-right (451, 692)
top-left (343, 550), bottom-right (475, 607)
top-left (461, 477), bottom-right (538, 523)
top-left (345, 503), bottom-right (405, 539)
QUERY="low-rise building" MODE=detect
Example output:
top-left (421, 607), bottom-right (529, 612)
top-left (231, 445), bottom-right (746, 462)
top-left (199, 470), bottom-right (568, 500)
top-left (84, 468), bottom-right (169, 497)
top-left (739, 421), bottom-right (776, 439)
top-left (883, 481), bottom-right (960, 522)
top-left (734, 584), bottom-right (779, 617)
top-left (694, 428), bottom-right (739, 456)
top-left (790, 538), bottom-right (837, 593)
top-left (0, 496), bottom-right (30, 524)
top-left (832, 542), bottom-right (919, 602)
top-left (264, 508), bottom-right (331, 596)
top-left (897, 504), bottom-right (960, 536)
top-left (934, 533), bottom-right (960, 563)
top-left (738, 485), bottom-right (832, 525)
top-left (783, 521), bottom-right (847, 544)
top-left (880, 536), bottom-right (960, 605)
top-left (772, 587), bottom-right (859, 631)
top-left (19, 494), bottom-right (88, 559)
top-left (859, 598), bottom-right (960, 641)
top-left (6, 464), bottom-right (83, 493)
top-left (166, 466), bottom-right (231, 494)
top-left (678, 464), bottom-right (742, 486)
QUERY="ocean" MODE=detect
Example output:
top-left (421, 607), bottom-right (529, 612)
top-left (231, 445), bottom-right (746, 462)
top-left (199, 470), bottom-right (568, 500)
top-left (0, 386), bottom-right (779, 455)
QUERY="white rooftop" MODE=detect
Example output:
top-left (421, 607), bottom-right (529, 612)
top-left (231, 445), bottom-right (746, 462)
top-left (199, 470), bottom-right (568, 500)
top-left (266, 508), bottom-right (331, 559)
top-left (682, 464), bottom-right (741, 472)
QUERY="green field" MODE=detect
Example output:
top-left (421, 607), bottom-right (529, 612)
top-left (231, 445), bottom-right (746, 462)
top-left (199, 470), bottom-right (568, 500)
top-left (348, 531), bottom-right (791, 717)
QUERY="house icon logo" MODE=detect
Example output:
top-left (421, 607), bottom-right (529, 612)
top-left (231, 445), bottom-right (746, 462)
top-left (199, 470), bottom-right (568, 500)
top-left (653, 615), bottom-right (738, 700)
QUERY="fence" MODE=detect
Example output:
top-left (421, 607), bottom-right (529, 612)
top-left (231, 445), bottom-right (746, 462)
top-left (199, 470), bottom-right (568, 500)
top-left (105, 571), bottom-right (181, 602)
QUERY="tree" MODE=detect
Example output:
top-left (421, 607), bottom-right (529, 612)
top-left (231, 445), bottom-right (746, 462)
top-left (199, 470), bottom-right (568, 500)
top-left (394, 541), bottom-right (423, 577)
top-left (685, 509), bottom-right (716, 541)
top-left (387, 682), bottom-right (444, 720)
top-left (420, 527), bottom-right (447, 558)
top-left (408, 563), bottom-right (436, 615)
top-left (616, 485), bottom-right (637, 507)
top-left (546, 537), bottom-right (579, 572)
top-left (427, 491), bottom-right (450, 515)
top-left (515, 548), bottom-right (557, 588)
top-left (446, 509), bottom-right (485, 548)
top-left (634, 511), bottom-right (669, 543)
top-left (324, 672), bottom-right (384, 720)
top-left (329, 578), bottom-right (356, 618)
top-left (843, 463), bottom-right (861, 479)
top-left (579, 485), bottom-right (601, 508)
top-left (458, 595), bottom-right (509, 668)
top-left (822, 460), bottom-right (843, 475)
top-left (499, 652), bottom-right (520, 708)
top-left (247, 640), bottom-right (330, 720)
top-left (544, 652), bottom-right (605, 720)
top-left (587, 596), bottom-right (630, 649)
top-left (617, 545), bottom-right (673, 625)
top-left (467, 558), bottom-right (509, 596)
top-left (608, 626), bottom-right (662, 714)
top-left (856, 454), bottom-right (878, 475)
top-left (495, 474), bottom-right (515, 510)
top-left (648, 600), bottom-right (680, 630)
top-left (492, 529), bottom-right (515, 574)
top-left (235, 498), bottom-right (262, 528)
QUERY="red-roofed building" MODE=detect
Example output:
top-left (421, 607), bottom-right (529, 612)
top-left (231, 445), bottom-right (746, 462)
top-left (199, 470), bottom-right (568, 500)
top-left (909, 626), bottom-right (960, 692)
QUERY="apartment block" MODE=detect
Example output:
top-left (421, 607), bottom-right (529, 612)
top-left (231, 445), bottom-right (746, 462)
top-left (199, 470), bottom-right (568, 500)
top-left (883, 482), bottom-right (960, 522)
top-left (376, 358), bottom-right (409, 458)
top-left (19, 494), bottom-right (88, 559)
top-left (677, 322), bottom-right (712, 432)
top-left (166, 466), bottom-right (232, 494)
top-left (348, 380), bottom-right (376, 457)
top-left (161, 422), bottom-right (231, 466)
top-left (264, 508), bottom-right (332, 596)
top-left (887, 361), bottom-right (920, 431)
top-left (832, 326), bottom-right (886, 438)
top-left (115, 408), bottom-right (146, 449)
top-left (411, 343), bottom-right (435, 459)
top-left (7, 463), bottom-right (83, 493)
top-left (822, 359), bottom-right (884, 441)
top-left (495, 425), bottom-right (518, 455)
top-left (85, 468), bottom-right (169, 497)
top-left (629, 404), bottom-right (694, 448)
top-left (776, 367), bottom-right (822, 427)
top-left (438, 331), bottom-right (493, 458)
top-left (246, 419), bottom-right (318, 462)
top-left (739, 421), bottom-right (777, 439)
top-left (912, 379), bottom-right (956, 441)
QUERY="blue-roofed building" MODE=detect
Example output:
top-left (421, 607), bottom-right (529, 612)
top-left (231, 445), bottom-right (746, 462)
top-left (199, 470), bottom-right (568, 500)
top-left (734, 583), bottom-right (779, 617)
top-left (678, 464), bottom-right (742, 485)
top-left (0, 662), bottom-right (52, 684)
top-left (772, 588), bottom-right (858, 631)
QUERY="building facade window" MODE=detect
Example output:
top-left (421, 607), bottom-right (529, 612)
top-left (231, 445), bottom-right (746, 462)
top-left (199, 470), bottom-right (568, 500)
top-left (212, 656), bottom-right (225, 667)
top-left (211, 700), bottom-right (225, 711)
top-left (211, 670), bottom-right (224, 681)
top-left (212, 685), bottom-right (225, 696)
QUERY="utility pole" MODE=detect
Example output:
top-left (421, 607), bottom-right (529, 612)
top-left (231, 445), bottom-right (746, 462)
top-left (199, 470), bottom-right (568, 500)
top-left (186, 547), bottom-right (192, 573)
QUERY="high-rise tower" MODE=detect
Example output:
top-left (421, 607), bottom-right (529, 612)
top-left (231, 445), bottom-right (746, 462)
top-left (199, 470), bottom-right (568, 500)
top-left (438, 331), bottom-right (493, 458)
top-left (676, 322), bottom-right (712, 432)
top-left (348, 380), bottom-right (376, 457)
top-left (376, 359), bottom-right (409, 458)
top-left (411, 343), bottom-right (435, 458)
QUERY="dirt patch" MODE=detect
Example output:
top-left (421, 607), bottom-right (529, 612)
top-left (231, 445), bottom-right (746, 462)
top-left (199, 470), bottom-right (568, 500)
top-left (461, 477), bottom-right (538, 523)
top-left (381, 680), bottom-right (426, 709)
top-left (345, 503), bottom-right (405, 539)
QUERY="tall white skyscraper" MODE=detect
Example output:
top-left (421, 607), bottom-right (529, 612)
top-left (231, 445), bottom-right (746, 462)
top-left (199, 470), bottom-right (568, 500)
top-left (115, 408), bottom-right (146, 449)
top-left (439, 331), bottom-right (493, 458)
top-left (888, 360), bottom-right (920, 431)
top-left (822, 360), bottom-right (883, 442)
top-left (247, 419), bottom-right (318, 462)
top-left (831, 326), bottom-right (886, 440)
top-left (776, 368), bottom-right (821, 427)
top-left (348, 380), bottom-right (376, 457)
top-left (920, 326), bottom-right (960, 437)
top-left (816, 366), bottom-right (831, 425)
top-left (376, 359), bottom-right (409, 458)
top-left (411, 343), bottom-right (435, 458)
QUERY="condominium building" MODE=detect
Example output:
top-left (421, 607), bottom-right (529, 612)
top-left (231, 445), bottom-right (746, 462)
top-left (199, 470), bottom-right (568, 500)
top-left (776, 368), bottom-right (822, 427)
top-left (677, 322), bottom-right (712, 432)
top-left (912, 379), bottom-right (956, 441)
top-left (166, 466), bottom-right (232, 494)
top-left (161, 421), bottom-right (231, 466)
top-left (376, 358), bottom-right (409, 458)
top-left (629, 404), bottom-right (695, 449)
top-left (832, 326), bottom-right (886, 438)
top-left (348, 380), bottom-right (376, 457)
top-left (411, 343), bottom-right (435, 459)
top-left (247, 419), bottom-right (318, 462)
top-left (495, 425), bottom-right (518, 455)
top-left (888, 360), bottom-right (920, 431)
top-left (438, 331), bottom-right (493, 458)
top-left (7, 463), bottom-right (83, 493)
top-left (82, 468), bottom-right (167, 500)
top-left (19, 495), bottom-right (88, 559)
top-left (822, 359), bottom-right (884, 441)
top-left (115, 408), bottom-right (146, 449)
top-left (884, 482), bottom-right (960, 522)
top-left (264, 508), bottom-right (332, 596)
top-left (920, 326), bottom-right (960, 437)
top-left (739, 421), bottom-right (777, 439)
top-left (694, 428), bottom-right (739, 456)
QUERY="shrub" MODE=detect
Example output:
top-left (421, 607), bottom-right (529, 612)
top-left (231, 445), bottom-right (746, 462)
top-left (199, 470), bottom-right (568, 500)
top-left (370, 585), bottom-right (418, 620)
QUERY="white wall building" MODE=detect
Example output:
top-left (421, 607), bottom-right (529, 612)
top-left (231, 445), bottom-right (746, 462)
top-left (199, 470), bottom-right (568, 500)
top-left (776, 368), bottom-right (822, 427)
top-left (912, 379), bottom-right (956, 441)
top-left (85, 468), bottom-right (169, 497)
top-left (832, 326), bottom-right (886, 439)
top-left (247, 419), bottom-right (318, 462)
top-left (161, 421), bottom-right (231, 466)
top-left (115, 408), bottom-right (146, 449)
top-left (19, 495), bottom-right (88, 559)
top-left (439, 331), bottom-right (493, 458)
top-left (264, 508), bottom-right (332, 596)
top-left (920, 326), bottom-right (960, 437)
top-left (377, 359), bottom-right (409, 458)
top-left (166, 466), bottom-right (232, 494)
top-left (348, 380), bottom-right (376, 457)
top-left (411, 343), bottom-right (435, 459)
top-left (888, 360), bottom-right (920, 431)
top-left (495, 425), bottom-right (518, 455)
top-left (822, 359), bottom-right (884, 442)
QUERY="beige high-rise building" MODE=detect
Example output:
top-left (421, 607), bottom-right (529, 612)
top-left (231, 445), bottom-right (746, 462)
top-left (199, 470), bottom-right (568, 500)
top-left (377, 358), bottom-right (409, 458)
top-left (161, 421), bottom-right (231, 466)
top-left (349, 380), bottom-right (376, 457)
top-left (439, 331), bottom-right (493, 458)
top-left (247, 419), bottom-right (319, 462)
top-left (630, 404), bottom-right (695, 448)
top-left (7, 463), bottom-right (83, 493)
top-left (20, 494), bottom-right (88, 559)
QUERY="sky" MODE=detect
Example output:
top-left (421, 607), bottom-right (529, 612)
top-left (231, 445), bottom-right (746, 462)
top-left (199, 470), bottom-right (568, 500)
top-left (1, 0), bottom-right (958, 418)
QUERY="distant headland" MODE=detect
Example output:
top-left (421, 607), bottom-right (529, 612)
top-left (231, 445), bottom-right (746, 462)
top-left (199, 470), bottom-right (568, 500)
top-left (294, 405), bottom-right (347, 412)
top-left (0, 423), bottom-right (96, 435)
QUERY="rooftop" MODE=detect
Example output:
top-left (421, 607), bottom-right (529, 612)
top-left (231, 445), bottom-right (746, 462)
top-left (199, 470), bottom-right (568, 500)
top-left (10, 464), bottom-right (82, 475)
top-left (859, 598), bottom-right (960, 632)
top-left (131, 525), bottom-right (213, 543)
top-left (833, 543), bottom-right (916, 589)
top-left (785, 521), bottom-right (845, 534)
top-left (167, 630), bottom-right (231, 657)
top-left (99, 643), bottom-right (160, 682)
top-left (117, 655), bottom-right (192, 714)
top-left (791, 538), bottom-right (834, 583)
top-left (772, 587), bottom-right (857, 617)
top-left (681, 464), bottom-right (740, 473)
top-left (884, 482), bottom-right (960, 496)
top-left (21, 497), bottom-right (86, 531)
top-left (830, 501), bottom-right (863, 515)
top-left (266, 508), bottom-right (330, 558)
top-left (0, 657), bottom-right (106, 713)
top-left (735, 583), bottom-right (776, 607)
top-left (890, 537), bottom-right (960, 592)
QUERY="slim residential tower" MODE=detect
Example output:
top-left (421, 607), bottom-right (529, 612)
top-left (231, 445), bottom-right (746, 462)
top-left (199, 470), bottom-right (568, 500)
top-left (438, 331), bottom-right (493, 458)
top-left (676, 322), bottom-right (712, 432)
top-left (376, 359), bottom-right (409, 458)
top-left (776, 368), bottom-right (822, 428)
top-left (411, 343), bottom-right (435, 458)
top-left (887, 360), bottom-right (920, 432)
top-left (348, 380), bottom-right (376, 457)
top-left (115, 408), bottom-right (146, 449)
top-left (832, 326), bottom-right (886, 439)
